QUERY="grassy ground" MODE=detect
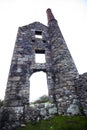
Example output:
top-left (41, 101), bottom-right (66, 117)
top-left (16, 116), bottom-right (87, 130)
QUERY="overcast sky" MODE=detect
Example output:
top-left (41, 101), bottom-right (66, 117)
top-left (0, 0), bottom-right (87, 100)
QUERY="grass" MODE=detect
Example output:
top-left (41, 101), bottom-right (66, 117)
top-left (16, 115), bottom-right (87, 130)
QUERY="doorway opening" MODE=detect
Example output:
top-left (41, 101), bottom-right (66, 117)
top-left (30, 71), bottom-right (48, 102)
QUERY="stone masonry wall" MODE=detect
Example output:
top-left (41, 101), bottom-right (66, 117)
top-left (4, 22), bottom-right (53, 107)
top-left (47, 19), bottom-right (79, 115)
top-left (75, 73), bottom-right (87, 115)
top-left (4, 9), bottom-right (87, 116)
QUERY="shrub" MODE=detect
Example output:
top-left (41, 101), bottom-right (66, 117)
top-left (32, 95), bottom-right (49, 104)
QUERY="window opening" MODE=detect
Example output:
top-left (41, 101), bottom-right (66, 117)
top-left (35, 31), bottom-right (42, 39)
top-left (35, 49), bottom-right (46, 63)
top-left (43, 40), bottom-right (46, 43)
top-left (30, 71), bottom-right (48, 102)
top-left (32, 39), bottom-right (35, 42)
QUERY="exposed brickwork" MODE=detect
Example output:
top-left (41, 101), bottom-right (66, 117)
top-left (4, 9), bottom-right (87, 116)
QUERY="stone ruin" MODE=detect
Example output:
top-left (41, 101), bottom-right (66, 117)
top-left (3, 8), bottom-right (87, 118)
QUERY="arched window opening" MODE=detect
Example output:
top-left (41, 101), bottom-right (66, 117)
top-left (30, 71), bottom-right (48, 102)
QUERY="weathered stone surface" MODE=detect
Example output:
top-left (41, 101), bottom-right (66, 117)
top-left (67, 104), bottom-right (80, 115)
top-left (25, 102), bottom-right (57, 121)
top-left (75, 73), bottom-right (87, 115)
top-left (9, 76), bottom-right (20, 81)
top-left (4, 8), bottom-right (87, 122)
top-left (0, 107), bottom-right (20, 130)
top-left (48, 106), bottom-right (57, 115)
top-left (40, 108), bottom-right (47, 116)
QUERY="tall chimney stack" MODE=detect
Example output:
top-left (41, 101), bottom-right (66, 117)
top-left (46, 8), bottom-right (55, 22)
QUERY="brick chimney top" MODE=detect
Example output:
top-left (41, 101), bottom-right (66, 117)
top-left (46, 8), bottom-right (55, 22)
